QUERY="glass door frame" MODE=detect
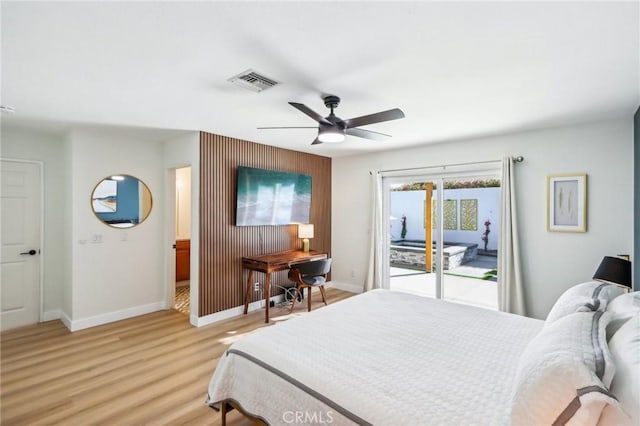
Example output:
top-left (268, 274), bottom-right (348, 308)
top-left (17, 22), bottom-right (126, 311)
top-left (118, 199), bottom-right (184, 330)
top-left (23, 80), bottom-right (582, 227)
top-left (381, 166), bottom-right (501, 298)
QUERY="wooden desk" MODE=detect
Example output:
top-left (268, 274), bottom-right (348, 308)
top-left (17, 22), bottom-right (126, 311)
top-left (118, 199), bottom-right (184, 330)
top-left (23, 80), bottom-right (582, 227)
top-left (242, 250), bottom-right (328, 323)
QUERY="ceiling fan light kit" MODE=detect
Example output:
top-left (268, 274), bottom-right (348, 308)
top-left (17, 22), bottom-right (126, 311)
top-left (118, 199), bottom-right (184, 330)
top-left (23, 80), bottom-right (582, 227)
top-left (260, 95), bottom-right (405, 145)
top-left (317, 123), bottom-right (345, 143)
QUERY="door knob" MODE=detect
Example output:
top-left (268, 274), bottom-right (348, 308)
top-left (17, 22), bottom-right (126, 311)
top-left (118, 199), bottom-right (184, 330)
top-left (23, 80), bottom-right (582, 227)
top-left (20, 249), bottom-right (37, 256)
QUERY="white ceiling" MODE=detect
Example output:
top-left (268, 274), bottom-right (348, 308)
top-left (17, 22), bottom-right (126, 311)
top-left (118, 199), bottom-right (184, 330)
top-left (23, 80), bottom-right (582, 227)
top-left (2, 1), bottom-right (638, 157)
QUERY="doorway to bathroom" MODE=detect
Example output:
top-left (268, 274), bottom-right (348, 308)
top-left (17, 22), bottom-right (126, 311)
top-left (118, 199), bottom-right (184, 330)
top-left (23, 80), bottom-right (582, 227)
top-left (174, 166), bottom-right (191, 315)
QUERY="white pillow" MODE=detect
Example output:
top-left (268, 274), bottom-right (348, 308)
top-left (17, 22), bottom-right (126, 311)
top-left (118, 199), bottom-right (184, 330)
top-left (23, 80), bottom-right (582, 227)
top-left (607, 313), bottom-right (640, 424)
top-left (512, 311), bottom-right (616, 425)
top-left (597, 404), bottom-right (633, 426)
top-left (605, 292), bottom-right (640, 339)
top-left (546, 282), bottom-right (624, 325)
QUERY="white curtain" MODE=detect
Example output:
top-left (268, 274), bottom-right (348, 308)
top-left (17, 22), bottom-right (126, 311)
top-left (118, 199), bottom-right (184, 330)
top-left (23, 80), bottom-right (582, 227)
top-left (364, 171), bottom-right (383, 291)
top-left (497, 157), bottom-right (526, 315)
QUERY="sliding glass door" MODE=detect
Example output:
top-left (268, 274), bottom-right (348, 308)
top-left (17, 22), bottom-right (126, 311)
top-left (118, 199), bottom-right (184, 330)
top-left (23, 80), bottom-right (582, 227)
top-left (440, 176), bottom-right (499, 309)
top-left (386, 178), bottom-right (437, 297)
top-left (383, 168), bottom-right (500, 309)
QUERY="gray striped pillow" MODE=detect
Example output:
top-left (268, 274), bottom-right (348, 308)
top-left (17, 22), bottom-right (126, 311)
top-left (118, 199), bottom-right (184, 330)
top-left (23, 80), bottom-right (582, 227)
top-left (546, 282), bottom-right (625, 325)
top-left (512, 310), bottom-right (619, 425)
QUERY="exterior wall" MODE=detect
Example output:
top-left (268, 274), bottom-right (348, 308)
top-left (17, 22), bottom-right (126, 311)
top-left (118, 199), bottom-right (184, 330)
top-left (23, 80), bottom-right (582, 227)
top-left (391, 187), bottom-right (500, 250)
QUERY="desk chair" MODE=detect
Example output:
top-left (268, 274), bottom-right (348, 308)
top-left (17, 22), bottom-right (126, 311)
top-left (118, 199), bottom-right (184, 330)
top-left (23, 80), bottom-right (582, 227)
top-left (288, 258), bottom-right (332, 313)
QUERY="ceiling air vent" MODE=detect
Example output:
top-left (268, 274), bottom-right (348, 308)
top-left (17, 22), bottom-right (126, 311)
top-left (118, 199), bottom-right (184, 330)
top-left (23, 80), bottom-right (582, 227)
top-left (228, 69), bottom-right (280, 92)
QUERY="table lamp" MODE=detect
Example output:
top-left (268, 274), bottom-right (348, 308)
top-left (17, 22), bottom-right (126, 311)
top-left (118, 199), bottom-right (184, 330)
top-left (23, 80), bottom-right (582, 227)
top-left (298, 224), bottom-right (314, 252)
top-left (593, 256), bottom-right (632, 290)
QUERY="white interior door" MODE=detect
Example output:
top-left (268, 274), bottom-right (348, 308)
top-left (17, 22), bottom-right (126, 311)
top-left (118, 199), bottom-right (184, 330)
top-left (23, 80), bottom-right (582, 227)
top-left (1, 160), bottom-right (42, 330)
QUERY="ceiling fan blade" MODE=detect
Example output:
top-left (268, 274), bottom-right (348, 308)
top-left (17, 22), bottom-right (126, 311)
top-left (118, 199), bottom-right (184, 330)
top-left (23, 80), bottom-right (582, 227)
top-left (344, 108), bottom-right (405, 129)
top-left (257, 126), bottom-right (317, 129)
top-left (289, 102), bottom-right (333, 125)
top-left (346, 128), bottom-right (391, 141)
top-left (311, 137), bottom-right (323, 145)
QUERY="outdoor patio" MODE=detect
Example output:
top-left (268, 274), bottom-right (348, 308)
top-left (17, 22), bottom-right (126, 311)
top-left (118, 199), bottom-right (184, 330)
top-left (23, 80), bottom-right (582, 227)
top-left (390, 254), bottom-right (498, 310)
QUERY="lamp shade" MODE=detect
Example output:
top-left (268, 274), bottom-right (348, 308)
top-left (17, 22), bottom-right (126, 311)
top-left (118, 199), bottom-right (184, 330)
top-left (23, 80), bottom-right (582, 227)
top-left (593, 256), bottom-right (632, 289)
top-left (298, 224), bottom-right (314, 239)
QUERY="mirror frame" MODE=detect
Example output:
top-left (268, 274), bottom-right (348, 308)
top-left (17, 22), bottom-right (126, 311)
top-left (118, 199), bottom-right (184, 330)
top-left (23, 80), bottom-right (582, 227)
top-left (90, 174), bottom-right (153, 228)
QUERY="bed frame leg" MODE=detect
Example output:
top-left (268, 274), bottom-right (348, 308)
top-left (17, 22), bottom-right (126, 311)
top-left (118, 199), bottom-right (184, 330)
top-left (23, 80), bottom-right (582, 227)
top-left (221, 401), bottom-right (229, 426)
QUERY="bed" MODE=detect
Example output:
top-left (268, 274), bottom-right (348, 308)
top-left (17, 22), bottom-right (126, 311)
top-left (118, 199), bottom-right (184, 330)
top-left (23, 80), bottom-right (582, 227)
top-left (206, 286), bottom-right (639, 426)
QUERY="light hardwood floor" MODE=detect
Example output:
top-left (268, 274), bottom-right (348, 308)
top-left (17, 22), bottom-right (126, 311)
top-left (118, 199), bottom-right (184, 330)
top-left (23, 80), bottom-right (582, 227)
top-left (1, 288), bottom-right (354, 425)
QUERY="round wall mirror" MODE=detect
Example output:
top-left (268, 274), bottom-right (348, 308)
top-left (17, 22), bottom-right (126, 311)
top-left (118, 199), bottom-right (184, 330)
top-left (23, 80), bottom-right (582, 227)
top-left (91, 175), bottom-right (152, 228)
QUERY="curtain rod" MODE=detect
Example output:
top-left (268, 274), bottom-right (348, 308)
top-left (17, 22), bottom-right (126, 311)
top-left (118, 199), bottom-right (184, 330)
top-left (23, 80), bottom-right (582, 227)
top-left (371, 156), bottom-right (524, 175)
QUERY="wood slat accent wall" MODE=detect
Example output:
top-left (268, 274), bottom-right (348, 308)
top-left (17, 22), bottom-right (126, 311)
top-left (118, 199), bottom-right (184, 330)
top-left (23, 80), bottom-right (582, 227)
top-left (199, 132), bottom-right (332, 316)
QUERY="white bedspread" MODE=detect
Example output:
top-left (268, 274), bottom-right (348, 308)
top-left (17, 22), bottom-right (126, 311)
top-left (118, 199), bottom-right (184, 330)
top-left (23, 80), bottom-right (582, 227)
top-left (207, 289), bottom-right (543, 425)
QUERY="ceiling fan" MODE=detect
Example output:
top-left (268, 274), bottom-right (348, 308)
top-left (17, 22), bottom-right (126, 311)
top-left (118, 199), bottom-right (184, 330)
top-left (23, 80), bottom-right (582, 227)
top-left (258, 95), bottom-right (405, 145)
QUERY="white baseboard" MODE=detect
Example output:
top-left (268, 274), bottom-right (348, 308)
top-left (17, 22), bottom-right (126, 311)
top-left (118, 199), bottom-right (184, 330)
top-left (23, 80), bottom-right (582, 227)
top-left (60, 311), bottom-right (72, 330)
top-left (63, 301), bottom-right (165, 332)
top-left (42, 310), bottom-right (61, 322)
top-left (326, 280), bottom-right (363, 294)
top-left (194, 294), bottom-right (285, 327)
top-left (56, 282), bottom-right (363, 332)
top-left (194, 282), bottom-right (362, 327)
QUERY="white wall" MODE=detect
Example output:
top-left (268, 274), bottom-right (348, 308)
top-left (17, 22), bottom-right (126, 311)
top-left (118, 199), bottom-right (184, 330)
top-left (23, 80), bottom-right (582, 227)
top-left (68, 128), bottom-right (167, 326)
top-left (175, 166), bottom-right (191, 240)
top-left (2, 125), bottom-right (200, 330)
top-left (333, 118), bottom-right (634, 319)
top-left (63, 135), bottom-right (73, 318)
top-left (1, 128), bottom-right (67, 319)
